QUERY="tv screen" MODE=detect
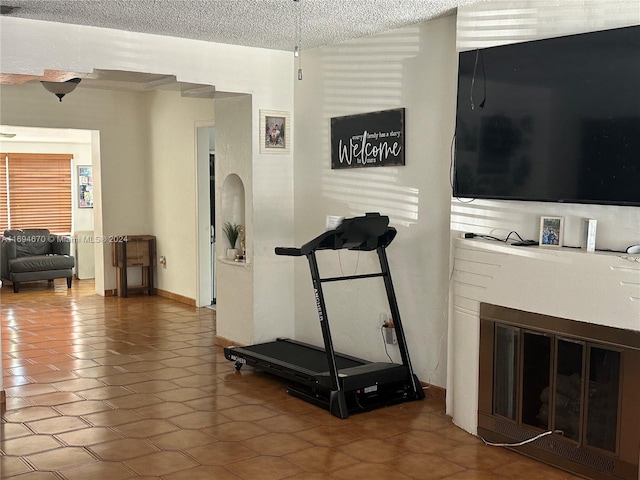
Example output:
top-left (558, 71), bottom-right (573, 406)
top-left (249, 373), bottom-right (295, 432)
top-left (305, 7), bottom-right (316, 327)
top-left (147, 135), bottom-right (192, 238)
top-left (453, 25), bottom-right (640, 206)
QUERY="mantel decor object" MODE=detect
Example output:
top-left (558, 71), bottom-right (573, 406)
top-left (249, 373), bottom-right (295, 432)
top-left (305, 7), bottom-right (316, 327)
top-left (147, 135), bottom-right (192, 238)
top-left (539, 216), bottom-right (564, 247)
top-left (223, 221), bottom-right (240, 260)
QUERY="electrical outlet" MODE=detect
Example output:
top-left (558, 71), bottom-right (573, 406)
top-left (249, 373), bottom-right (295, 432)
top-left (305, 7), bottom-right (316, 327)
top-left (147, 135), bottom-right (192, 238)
top-left (383, 326), bottom-right (397, 345)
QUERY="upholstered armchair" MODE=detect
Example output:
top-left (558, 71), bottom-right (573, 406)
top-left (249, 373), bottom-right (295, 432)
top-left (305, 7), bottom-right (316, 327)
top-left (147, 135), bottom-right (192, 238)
top-left (1, 229), bottom-right (75, 293)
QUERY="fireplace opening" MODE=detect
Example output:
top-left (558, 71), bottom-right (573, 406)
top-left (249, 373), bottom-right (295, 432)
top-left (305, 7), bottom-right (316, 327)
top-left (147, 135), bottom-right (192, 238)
top-left (479, 303), bottom-right (639, 480)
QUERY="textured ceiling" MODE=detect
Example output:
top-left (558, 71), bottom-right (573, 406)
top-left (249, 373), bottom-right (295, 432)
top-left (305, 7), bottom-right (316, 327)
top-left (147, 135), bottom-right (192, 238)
top-left (0, 0), bottom-right (478, 51)
top-left (0, 1), bottom-right (480, 100)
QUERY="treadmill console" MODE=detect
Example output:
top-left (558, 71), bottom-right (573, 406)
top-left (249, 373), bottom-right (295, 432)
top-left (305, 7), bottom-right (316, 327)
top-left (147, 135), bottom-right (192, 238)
top-left (334, 213), bottom-right (389, 250)
top-left (276, 212), bottom-right (396, 256)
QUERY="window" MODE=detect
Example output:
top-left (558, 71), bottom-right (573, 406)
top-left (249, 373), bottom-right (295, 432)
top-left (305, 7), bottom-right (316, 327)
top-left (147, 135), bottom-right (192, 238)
top-left (0, 153), bottom-right (73, 234)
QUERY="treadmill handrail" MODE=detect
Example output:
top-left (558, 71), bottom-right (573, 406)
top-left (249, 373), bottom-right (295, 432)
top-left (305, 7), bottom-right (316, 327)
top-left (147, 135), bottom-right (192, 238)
top-left (275, 213), bottom-right (397, 256)
top-left (275, 246), bottom-right (302, 256)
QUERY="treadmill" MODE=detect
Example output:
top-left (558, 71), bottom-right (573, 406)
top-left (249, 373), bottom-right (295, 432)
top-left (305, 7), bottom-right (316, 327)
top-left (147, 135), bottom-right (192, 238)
top-left (224, 213), bottom-right (425, 418)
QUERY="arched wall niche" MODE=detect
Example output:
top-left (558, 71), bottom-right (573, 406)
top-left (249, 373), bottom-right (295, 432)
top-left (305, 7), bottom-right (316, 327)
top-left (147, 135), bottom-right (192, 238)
top-left (220, 173), bottom-right (246, 260)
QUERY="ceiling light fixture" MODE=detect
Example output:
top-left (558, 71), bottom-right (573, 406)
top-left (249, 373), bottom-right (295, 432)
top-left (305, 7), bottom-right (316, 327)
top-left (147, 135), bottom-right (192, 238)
top-left (0, 132), bottom-right (17, 138)
top-left (294, 0), bottom-right (302, 80)
top-left (41, 78), bottom-right (82, 102)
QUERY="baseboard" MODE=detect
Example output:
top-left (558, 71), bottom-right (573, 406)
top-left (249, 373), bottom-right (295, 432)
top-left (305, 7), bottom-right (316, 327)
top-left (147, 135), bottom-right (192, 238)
top-left (104, 287), bottom-right (195, 306)
top-left (215, 335), bottom-right (243, 348)
top-left (156, 289), bottom-right (196, 306)
top-left (422, 382), bottom-right (446, 401)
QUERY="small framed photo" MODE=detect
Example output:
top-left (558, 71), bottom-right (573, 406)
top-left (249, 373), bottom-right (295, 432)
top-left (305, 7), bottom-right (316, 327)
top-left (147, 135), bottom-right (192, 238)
top-left (77, 165), bottom-right (93, 208)
top-left (260, 109), bottom-right (290, 154)
top-left (539, 216), bottom-right (563, 247)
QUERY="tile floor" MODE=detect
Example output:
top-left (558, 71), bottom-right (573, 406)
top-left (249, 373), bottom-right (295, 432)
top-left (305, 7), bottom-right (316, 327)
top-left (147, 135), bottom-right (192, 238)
top-left (1, 279), bottom-right (582, 479)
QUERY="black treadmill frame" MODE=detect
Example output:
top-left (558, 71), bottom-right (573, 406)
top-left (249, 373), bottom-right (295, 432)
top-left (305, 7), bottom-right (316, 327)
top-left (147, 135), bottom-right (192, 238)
top-left (224, 213), bottom-right (424, 418)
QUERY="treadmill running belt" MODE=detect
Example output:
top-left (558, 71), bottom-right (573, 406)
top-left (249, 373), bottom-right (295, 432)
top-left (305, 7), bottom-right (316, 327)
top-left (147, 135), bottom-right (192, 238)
top-left (242, 340), bottom-right (365, 373)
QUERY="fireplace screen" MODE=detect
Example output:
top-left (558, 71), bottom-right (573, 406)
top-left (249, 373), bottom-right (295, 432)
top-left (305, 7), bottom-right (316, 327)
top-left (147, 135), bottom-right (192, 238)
top-left (478, 303), bottom-right (639, 480)
top-left (550, 338), bottom-right (584, 442)
top-left (521, 330), bottom-right (552, 431)
top-left (493, 325), bottom-right (518, 420)
top-left (586, 346), bottom-right (620, 452)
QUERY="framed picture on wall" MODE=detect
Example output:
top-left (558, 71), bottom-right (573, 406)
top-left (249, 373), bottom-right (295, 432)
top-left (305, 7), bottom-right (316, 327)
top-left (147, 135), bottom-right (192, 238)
top-left (539, 216), bottom-right (563, 247)
top-left (330, 108), bottom-right (405, 169)
top-left (78, 165), bottom-right (93, 208)
top-left (260, 110), bottom-right (290, 154)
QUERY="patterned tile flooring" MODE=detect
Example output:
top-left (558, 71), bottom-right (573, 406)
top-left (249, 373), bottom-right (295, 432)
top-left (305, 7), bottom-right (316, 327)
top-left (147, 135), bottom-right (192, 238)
top-left (1, 279), bottom-right (582, 479)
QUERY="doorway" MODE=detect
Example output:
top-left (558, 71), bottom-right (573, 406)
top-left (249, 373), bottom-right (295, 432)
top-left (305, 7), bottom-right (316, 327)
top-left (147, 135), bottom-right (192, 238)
top-left (0, 125), bottom-right (100, 287)
top-left (209, 135), bottom-right (216, 305)
top-left (196, 124), bottom-right (216, 307)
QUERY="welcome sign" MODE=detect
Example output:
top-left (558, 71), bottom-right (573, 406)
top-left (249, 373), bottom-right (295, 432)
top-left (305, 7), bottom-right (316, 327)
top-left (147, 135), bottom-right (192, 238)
top-left (330, 108), bottom-right (405, 169)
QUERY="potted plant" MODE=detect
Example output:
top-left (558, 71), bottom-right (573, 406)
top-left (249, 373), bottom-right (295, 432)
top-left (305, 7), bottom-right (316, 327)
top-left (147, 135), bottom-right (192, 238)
top-left (223, 221), bottom-right (240, 260)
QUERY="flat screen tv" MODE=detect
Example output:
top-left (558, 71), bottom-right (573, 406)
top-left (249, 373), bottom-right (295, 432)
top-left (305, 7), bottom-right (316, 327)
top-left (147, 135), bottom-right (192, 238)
top-left (453, 25), bottom-right (640, 206)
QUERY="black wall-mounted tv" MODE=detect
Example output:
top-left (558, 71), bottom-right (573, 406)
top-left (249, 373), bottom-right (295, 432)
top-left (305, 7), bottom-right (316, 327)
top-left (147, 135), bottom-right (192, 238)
top-left (453, 25), bottom-right (640, 207)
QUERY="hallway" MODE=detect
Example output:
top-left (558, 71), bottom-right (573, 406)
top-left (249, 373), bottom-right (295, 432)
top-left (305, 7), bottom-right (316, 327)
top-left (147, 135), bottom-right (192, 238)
top-left (1, 279), bottom-right (579, 479)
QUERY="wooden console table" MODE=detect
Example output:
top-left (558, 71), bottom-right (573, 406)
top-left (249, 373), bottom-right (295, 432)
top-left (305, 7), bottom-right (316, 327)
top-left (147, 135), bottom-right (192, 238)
top-left (112, 235), bottom-right (156, 297)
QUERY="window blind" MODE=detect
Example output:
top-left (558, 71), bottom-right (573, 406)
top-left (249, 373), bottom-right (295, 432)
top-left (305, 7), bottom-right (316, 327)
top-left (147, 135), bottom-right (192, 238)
top-left (2, 153), bottom-right (73, 234)
top-left (0, 154), bottom-right (8, 233)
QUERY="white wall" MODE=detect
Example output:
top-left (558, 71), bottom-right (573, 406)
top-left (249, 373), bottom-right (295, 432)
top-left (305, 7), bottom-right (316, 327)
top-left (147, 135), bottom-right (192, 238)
top-left (215, 95), bottom-right (255, 344)
top-left (452, 1), bottom-right (640, 252)
top-left (293, 17), bottom-right (458, 388)
top-left (252, 122), bottom-right (296, 342)
top-left (0, 17), bottom-right (295, 335)
top-left (146, 90), bottom-right (214, 299)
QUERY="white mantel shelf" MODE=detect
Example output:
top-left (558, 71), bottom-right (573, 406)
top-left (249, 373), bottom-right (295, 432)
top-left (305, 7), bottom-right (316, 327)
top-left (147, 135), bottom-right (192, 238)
top-left (447, 236), bottom-right (640, 435)
top-left (217, 257), bottom-right (251, 267)
top-left (453, 237), bottom-right (640, 331)
top-left (459, 237), bottom-right (640, 265)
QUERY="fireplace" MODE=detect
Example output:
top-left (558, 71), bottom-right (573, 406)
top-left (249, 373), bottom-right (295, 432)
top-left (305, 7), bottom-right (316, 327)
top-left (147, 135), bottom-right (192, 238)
top-left (478, 303), bottom-right (640, 480)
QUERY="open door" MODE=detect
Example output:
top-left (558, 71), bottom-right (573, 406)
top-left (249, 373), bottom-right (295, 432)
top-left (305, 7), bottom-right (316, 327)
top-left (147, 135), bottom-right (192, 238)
top-left (196, 124), bottom-right (215, 307)
top-left (209, 149), bottom-right (216, 304)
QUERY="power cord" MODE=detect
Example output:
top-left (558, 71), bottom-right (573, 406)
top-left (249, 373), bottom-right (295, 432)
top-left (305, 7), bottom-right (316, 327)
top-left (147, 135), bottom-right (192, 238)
top-left (380, 325), bottom-right (394, 363)
top-left (480, 429), bottom-right (564, 447)
top-left (338, 250), bottom-right (360, 276)
top-left (465, 232), bottom-right (631, 252)
top-left (464, 231), bottom-right (536, 245)
top-left (353, 391), bottom-right (366, 411)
